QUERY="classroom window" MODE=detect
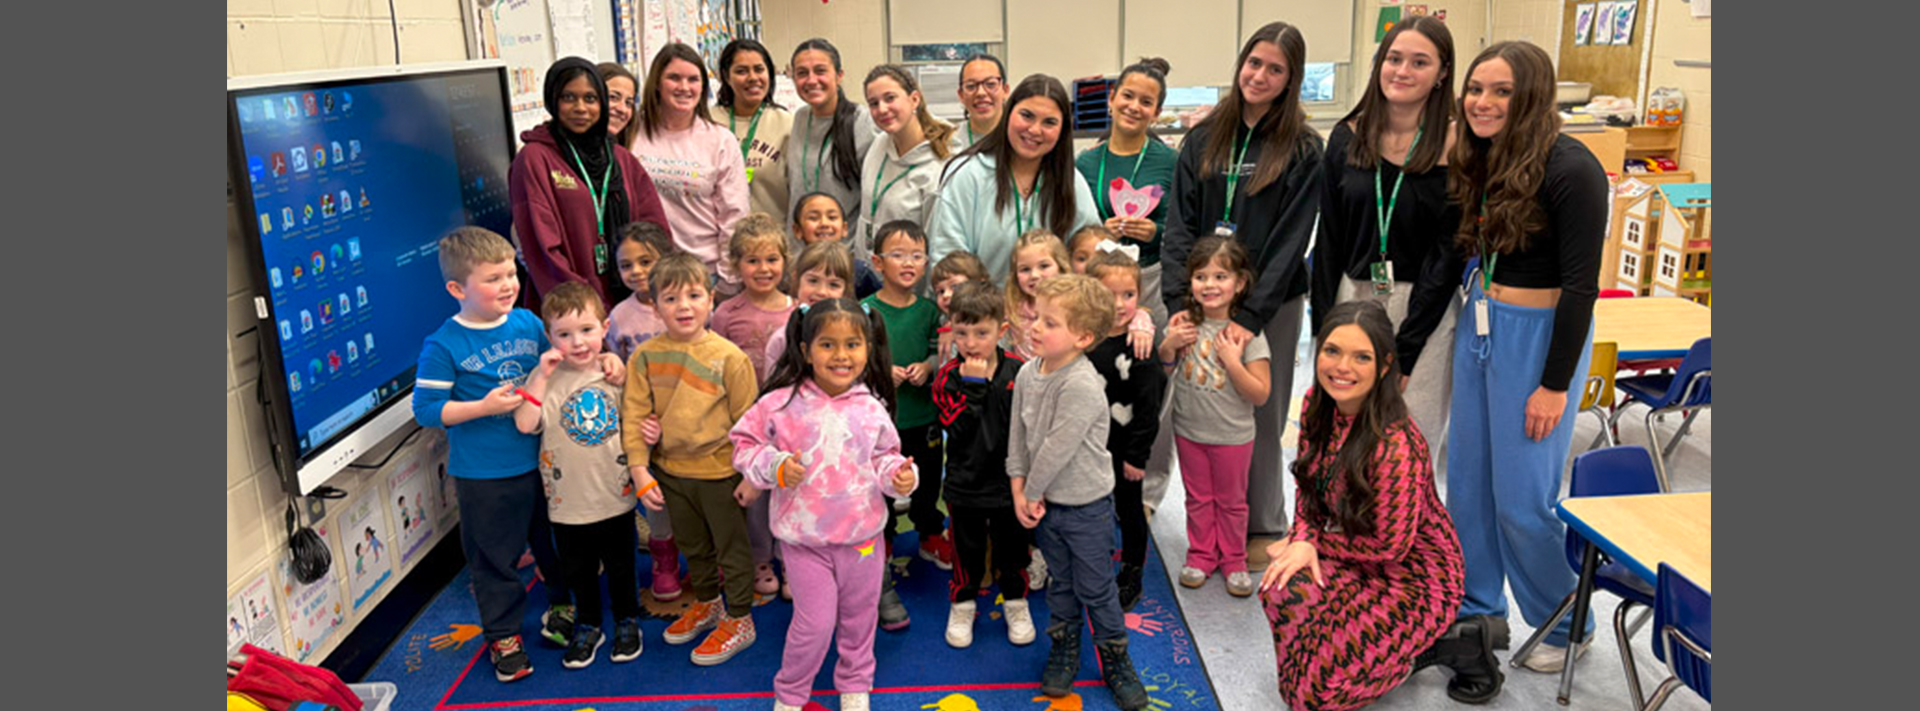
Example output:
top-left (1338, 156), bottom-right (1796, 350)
top-left (899, 43), bottom-right (993, 63)
top-left (1302, 62), bottom-right (1339, 103)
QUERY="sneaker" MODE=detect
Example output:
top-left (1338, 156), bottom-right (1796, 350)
top-left (1004, 598), bottom-right (1036, 646)
top-left (840, 691), bottom-right (870, 711)
top-left (945, 600), bottom-right (977, 648)
top-left (1095, 638), bottom-right (1151, 710)
top-left (540, 604), bottom-right (576, 646)
top-left (561, 624), bottom-right (604, 669)
top-left (754, 563), bottom-right (781, 596)
top-left (690, 613), bottom-right (757, 666)
top-left (1519, 637), bottom-right (1593, 673)
top-left (649, 538), bottom-right (683, 602)
top-left (1225, 571), bottom-right (1255, 598)
top-left (1027, 551), bottom-right (1049, 588)
top-left (879, 587), bottom-right (911, 631)
top-left (771, 701), bottom-right (804, 711)
top-left (1179, 566), bottom-right (1208, 589)
top-left (489, 635), bottom-right (533, 682)
top-left (1039, 621), bottom-right (1081, 697)
top-left (919, 531), bottom-right (956, 571)
top-left (610, 617), bottom-right (643, 663)
top-left (1117, 564), bottom-right (1144, 611)
top-left (664, 598), bottom-right (722, 645)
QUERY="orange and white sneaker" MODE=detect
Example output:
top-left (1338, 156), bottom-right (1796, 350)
top-left (690, 613), bottom-right (757, 666)
top-left (663, 598), bottom-right (721, 645)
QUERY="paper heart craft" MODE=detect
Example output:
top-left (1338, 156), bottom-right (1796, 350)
top-left (1108, 178), bottom-right (1164, 219)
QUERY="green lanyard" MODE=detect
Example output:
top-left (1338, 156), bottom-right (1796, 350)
top-left (1476, 195), bottom-right (1498, 291)
top-left (1012, 176), bottom-right (1039, 235)
top-left (966, 123), bottom-right (977, 145)
top-left (802, 110), bottom-right (834, 193)
top-left (1221, 128), bottom-right (1254, 225)
top-left (730, 103), bottom-right (765, 167)
top-left (1096, 143), bottom-right (1149, 220)
top-left (868, 160), bottom-right (919, 229)
top-left (562, 138), bottom-right (613, 238)
top-left (1373, 127), bottom-right (1422, 260)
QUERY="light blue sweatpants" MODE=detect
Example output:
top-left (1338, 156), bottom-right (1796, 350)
top-left (1447, 282), bottom-right (1593, 646)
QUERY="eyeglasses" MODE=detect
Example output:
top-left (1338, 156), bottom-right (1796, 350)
top-left (878, 251), bottom-right (928, 264)
top-left (558, 92), bottom-right (601, 106)
top-left (962, 79), bottom-right (1004, 95)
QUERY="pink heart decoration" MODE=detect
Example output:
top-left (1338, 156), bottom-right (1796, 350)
top-left (1108, 178), bottom-right (1163, 219)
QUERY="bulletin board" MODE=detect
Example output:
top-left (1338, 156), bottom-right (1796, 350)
top-left (1559, 0), bottom-right (1651, 99)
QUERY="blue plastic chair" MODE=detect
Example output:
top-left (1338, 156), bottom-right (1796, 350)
top-left (1610, 337), bottom-right (1711, 491)
top-left (1512, 446), bottom-right (1663, 707)
top-left (1643, 563), bottom-right (1711, 709)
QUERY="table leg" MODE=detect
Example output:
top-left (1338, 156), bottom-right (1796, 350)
top-left (1558, 541), bottom-right (1600, 705)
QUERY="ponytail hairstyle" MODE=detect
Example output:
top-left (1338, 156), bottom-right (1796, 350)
top-left (1291, 300), bottom-right (1410, 537)
top-left (715, 39), bottom-right (784, 110)
top-left (1449, 41), bottom-right (1559, 256)
top-left (639, 42), bottom-right (717, 140)
top-left (1182, 236), bottom-right (1254, 324)
top-left (791, 38), bottom-right (863, 186)
top-left (951, 74), bottom-right (1080, 239)
top-left (1198, 22), bottom-right (1310, 195)
top-left (1100, 57), bottom-right (1171, 145)
top-left (864, 64), bottom-right (957, 160)
top-left (763, 297), bottom-right (897, 415)
top-left (1343, 15), bottom-right (1455, 173)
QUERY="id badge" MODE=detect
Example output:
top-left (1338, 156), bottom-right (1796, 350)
top-left (594, 242), bottom-right (608, 274)
top-left (1370, 261), bottom-right (1395, 296)
top-left (1474, 297), bottom-right (1491, 337)
top-left (1214, 221), bottom-right (1236, 238)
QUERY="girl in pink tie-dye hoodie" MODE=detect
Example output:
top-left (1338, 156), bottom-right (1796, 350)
top-left (729, 298), bottom-right (916, 711)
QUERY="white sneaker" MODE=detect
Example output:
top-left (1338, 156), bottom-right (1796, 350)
top-left (1004, 598), bottom-right (1036, 646)
top-left (945, 600), bottom-right (977, 648)
top-left (1519, 637), bottom-right (1593, 672)
top-left (1027, 551), bottom-right (1049, 588)
top-left (771, 701), bottom-right (804, 711)
top-left (840, 691), bottom-right (870, 711)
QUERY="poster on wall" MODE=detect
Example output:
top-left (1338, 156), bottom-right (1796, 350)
top-left (1574, 4), bottom-right (1597, 46)
top-left (1610, 1), bottom-right (1638, 45)
top-left (386, 439), bottom-right (438, 570)
top-left (341, 489), bottom-right (394, 612)
top-left (667, 0), bottom-right (699, 47)
top-left (696, 0), bottom-right (736, 72)
top-left (473, 0), bottom-right (557, 140)
top-left (228, 571), bottom-right (286, 659)
top-left (643, 0), bottom-right (671, 71)
top-left (548, 0), bottom-right (599, 60)
top-left (1593, 2), bottom-right (1620, 47)
top-left (275, 524), bottom-right (345, 663)
top-left (615, 0), bottom-right (644, 68)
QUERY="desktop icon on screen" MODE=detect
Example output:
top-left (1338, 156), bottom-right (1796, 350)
top-left (364, 333), bottom-right (374, 352)
top-left (327, 350), bottom-right (341, 373)
top-left (278, 320), bottom-right (292, 341)
top-left (347, 340), bottom-right (359, 363)
top-left (311, 250), bottom-right (325, 274)
top-left (320, 301), bottom-right (333, 325)
top-left (330, 244), bottom-right (345, 264)
top-left (302, 92), bottom-right (318, 116)
top-left (259, 213), bottom-right (273, 236)
top-left (349, 139), bottom-right (361, 161)
top-left (270, 268), bottom-right (283, 288)
top-left (320, 194), bottom-right (335, 218)
top-left (289, 371), bottom-right (301, 393)
top-left (292, 264), bottom-right (303, 283)
top-left (290, 147), bottom-right (308, 173)
top-left (338, 292), bottom-right (351, 315)
top-left (347, 238), bottom-right (361, 260)
top-left (281, 206), bottom-right (295, 230)
top-left (311, 143), bottom-right (327, 169)
top-left (310, 359), bottom-right (324, 381)
top-left (331, 142), bottom-right (344, 165)
top-left (248, 156), bottom-right (266, 186)
top-left (340, 91), bottom-right (352, 111)
top-left (270, 152), bottom-right (287, 177)
top-left (339, 189), bottom-right (352, 213)
top-left (303, 204), bottom-right (314, 225)
top-left (358, 187), bottom-right (370, 208)
top-left (356, 286), bottom-right (368, 307)
top-left (323, 92), bottom-right (335, 114)
top-left (299, 310), bottom-right (313, 333)
top-left (283, 96), bottom-right (299, 120)
top-left (261, 98), bottom-right (277, 121)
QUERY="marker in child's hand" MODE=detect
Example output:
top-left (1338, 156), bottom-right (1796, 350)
top-left (515, 388), bottom-right (541, 408)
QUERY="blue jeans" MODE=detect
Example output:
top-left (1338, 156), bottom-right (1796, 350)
top-left (1034, 496), bottom-right (1127, 643)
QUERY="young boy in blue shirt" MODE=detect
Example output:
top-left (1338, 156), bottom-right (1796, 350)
top-left (412, 227), bottom-right (625, 682)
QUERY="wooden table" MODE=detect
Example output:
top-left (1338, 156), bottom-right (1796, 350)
top-left (1549, 491), bottom-right (1712, 705)
top-left (1592, 297), bottom-right (1712, 360)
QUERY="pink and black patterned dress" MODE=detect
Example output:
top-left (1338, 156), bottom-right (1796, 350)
top-left (1263, 413), bottom-right (1465, 710)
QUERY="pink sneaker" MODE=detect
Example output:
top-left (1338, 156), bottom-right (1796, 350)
top-left (649, 538), bottom-right (683, 601)
top-left (754, 563), bottom-right (781, 596)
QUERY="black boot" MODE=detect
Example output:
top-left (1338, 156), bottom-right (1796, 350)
top-left (1443, 618), bottom-right (1505, 705)
top-left (1473, 614), bottom-right (1511, 650)
top-left (1040, 621), bottom-right (1081, 698)
top-left (1095, 638), bottom-right (1150, 710)
top-left (1117, 564), bottom-right (1145, 612)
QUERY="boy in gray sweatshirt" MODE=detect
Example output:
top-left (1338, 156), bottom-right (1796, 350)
top-left (1007, 274), bottom-right (1148, 711)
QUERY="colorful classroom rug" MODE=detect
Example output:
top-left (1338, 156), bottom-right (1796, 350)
top-left (364, 527), bottom-right (1221, 711)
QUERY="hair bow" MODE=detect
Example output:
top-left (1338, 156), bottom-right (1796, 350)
top-left (1096, 241), bottom-right (1141, 262)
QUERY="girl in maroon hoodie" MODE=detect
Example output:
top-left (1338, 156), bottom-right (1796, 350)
top-left (511, 57), bottom-right (673, 306)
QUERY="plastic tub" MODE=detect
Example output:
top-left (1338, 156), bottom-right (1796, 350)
top-left (348, 682), bottom-right (397, 711)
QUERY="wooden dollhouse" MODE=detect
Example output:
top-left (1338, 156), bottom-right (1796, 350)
top-left (1604, 182), bottom-right (1711, 305)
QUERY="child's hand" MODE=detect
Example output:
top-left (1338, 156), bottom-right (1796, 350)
top-left (937, 330), bottom-right (955, 362)
top-left (480, 382), bottom-right (525, 415)
top-left (776, 456), bottom-right (807, 488)
top-left (891, 365), bottom-right (910, 386)
top-left (632, 467), bottom-right (666, 511)
top-left (959, 355), bottom-right (993, 380)
top-left (1160, 320), bottom-right (1197, 362)
top-left (1128, 323), bottom-right (1154, 360)
top-left (600, 353), bottom-right (628, 386)
top-left (891, 463), bottom-right (915, 496)
top-left (1215, 329), bottom-right (1245, 364)
top-left (1123, 462), bottom-right (1146, 482)
top-left (904, 362), bottom-right (930, 386)
top-left (1015, 498), bottom-right (1046, 529)
top-left (538, 348), bottom-right (565, 377)
top-left (733, 479), bottom-right (762, 507)
top-left (640, 414), bottom-right (662, 445)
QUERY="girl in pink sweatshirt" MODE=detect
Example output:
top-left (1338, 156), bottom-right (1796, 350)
top-left (729, 298), bottom-right (916, 711)
top-left (628, 43), bottom-right (750, 296)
